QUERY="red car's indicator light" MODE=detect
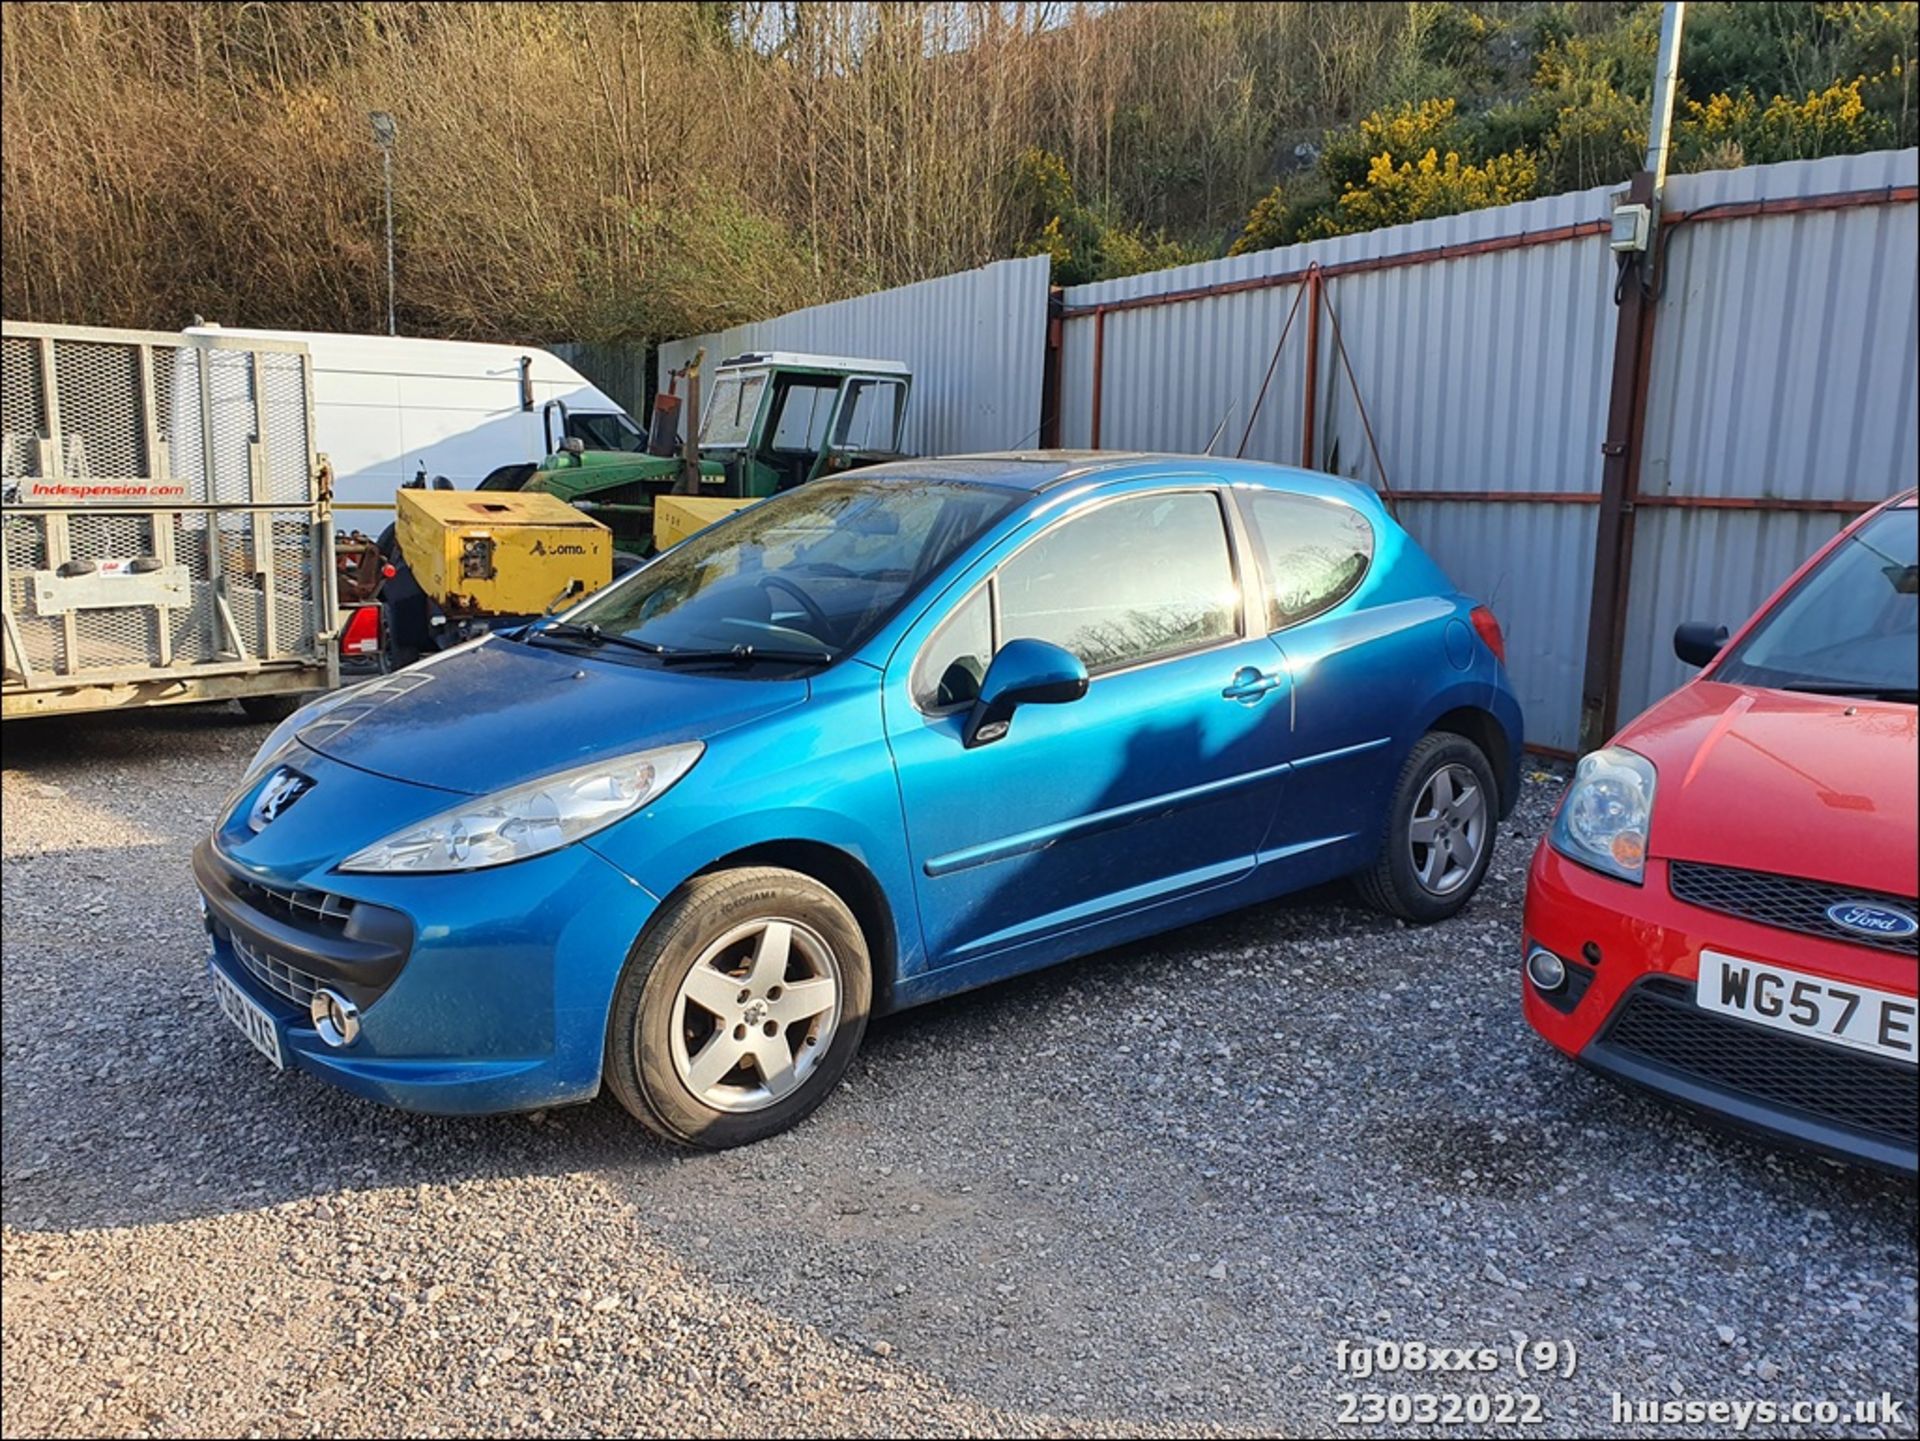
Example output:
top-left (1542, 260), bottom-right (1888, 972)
top-left (1610, 831), bottom-right (1646, 868)
top-left (1470, 604), bottom-right (1506, 664)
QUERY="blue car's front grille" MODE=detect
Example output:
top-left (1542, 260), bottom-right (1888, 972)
top-left (193, 839), bottom-right (411, 1013)
top-left (226, 874), bottom-right (356, 936)
top-left (230, 931), bottom-right (323, 1012)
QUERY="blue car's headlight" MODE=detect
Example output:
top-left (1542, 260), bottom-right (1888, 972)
top-left (1549, 746), bottom-right (1657, 884)
top-left (337, 742), bottom-right (703, 874)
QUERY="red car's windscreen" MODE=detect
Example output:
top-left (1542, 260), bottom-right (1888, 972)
top-left (1715, 507), bottom-right (1918, 703)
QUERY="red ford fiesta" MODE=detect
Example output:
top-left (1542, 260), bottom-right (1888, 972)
top-left (1523, 492), bottom-right (1918, 1174)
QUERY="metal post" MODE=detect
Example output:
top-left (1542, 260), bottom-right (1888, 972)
top-left (1300, 265), bottom-right (1322, 470)
top-left (1038, 288), bottom-right (1064, 449)
top-left (1577, 1), bottom-right (1686, 752)
top-left (383, 148), bottom-right (395, 336)
top-left (680, 348), bottom-right (705, 495)
top-left (371, 112), bottom-right (397, 336)
top-left (1645, 2), bottom-right (1687, 193)
top-left (1089, 310), bottom-right (1106, 449)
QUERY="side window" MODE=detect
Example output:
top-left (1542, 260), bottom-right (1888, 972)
top-left (834, 379), bottom-right (906, 452)
top-left (911, 586), bottom-right (993, 710)
top-left (566, 411), bottom-right (644, 452)
top-left (769, 381), bottom-right (837, 451)
top-left (998, 491), bottom-right (1239, 673)
top-left (1241, 492), bottom-right (1375, 630)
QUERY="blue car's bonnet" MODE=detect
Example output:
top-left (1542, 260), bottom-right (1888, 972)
top-left (297, 637), bottom-right (808, 794)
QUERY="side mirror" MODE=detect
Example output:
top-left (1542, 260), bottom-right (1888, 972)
top-left (1673, 621), bottom-right (1729, 668)
top-left (963, 638), bottom-right (1089, 748)
top-left (562, 437), bottom-right (586, 456)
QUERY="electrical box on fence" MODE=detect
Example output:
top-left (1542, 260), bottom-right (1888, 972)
top-left (1611, 202), bottom-right (1652, 253)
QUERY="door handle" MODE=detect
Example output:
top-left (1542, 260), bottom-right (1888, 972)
top-left (1221, 666), bottom-right (1283, 703)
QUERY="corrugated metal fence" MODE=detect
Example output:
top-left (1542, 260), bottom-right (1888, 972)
top-left (650, 150), bottom-right (1917, 753)
top-left (1620, 152), bottom-right (1919, 720)
top-left (658, 257), bottom-right (1050, 457)
top-left (551, 341), bottom-right (650, 424)
top-left (1055, 181), bottom-right (1623, 749)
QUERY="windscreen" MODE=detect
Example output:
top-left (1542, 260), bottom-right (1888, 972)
top-left (699, 373), bottom-right (768, 448)
top-left (1715, 507), bottom-right (1918, 701)
top-left (560, 478), bottom-right (1019, 665)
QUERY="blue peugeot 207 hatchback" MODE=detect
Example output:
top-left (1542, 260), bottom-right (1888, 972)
top-left (198, 453), bottom-right (1522, 1147)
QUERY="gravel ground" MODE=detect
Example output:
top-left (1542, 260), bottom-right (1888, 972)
top-left (3, 705), bottom-right (1915, 1439)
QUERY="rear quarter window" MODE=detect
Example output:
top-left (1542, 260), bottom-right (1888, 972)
top-left (1239, 492), bottom-right (1375, 631)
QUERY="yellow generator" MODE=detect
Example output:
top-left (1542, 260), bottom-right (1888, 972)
top-left (396, 490), bottom-right (612, 619)
top-left (653, 494), bottom-right (756, 551)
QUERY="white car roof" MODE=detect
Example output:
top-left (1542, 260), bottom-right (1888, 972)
top-left (182, 325), bottom-right (616, 397)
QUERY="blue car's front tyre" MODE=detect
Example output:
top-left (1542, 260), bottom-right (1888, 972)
top-left (605, 866), bottom-right (872, 1149)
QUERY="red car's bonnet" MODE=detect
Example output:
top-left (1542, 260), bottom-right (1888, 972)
top-left (1616, 679), bottom-right (1918, 896)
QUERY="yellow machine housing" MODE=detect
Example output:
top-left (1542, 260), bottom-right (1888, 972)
top-left (653, 494), bottom-right (756, 551)
top-left (396, 490), bottom-right (612, 617)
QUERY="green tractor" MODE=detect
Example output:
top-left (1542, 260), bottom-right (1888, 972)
top-left (488, 351), bottom-right (913, 556)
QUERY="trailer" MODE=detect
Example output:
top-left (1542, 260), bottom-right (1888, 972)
top-left (2, 322), bottom-right (338, 720)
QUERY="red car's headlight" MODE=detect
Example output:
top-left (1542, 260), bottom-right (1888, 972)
top-left (1550, 746), bottom-right (1657, 884)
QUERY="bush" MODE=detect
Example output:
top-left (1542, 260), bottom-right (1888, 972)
top-left (1319, 146), bottom-right (1540, 235)
top-left (1231, 96), bottom-right (1536, 252)
top-left (1525, 6), bottom-right (1662, 190)
top-left (1677, 76), bottom-right (1895, 165)
top-left (1319, 98), bottom-right (1476, 193)
top-left (1230, 1), bottom-right (1916, 255)
top-left (1228, 175), bottom-right (1335, 255)
top-left (1014, 148), bottom-right (1200, 285)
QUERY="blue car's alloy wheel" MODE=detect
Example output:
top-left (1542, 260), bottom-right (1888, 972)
top-left (668, 918), bottom-right (844, 1113)
top-left (1355, 731), bottom-right (1500, 923)
top-left (605, 867), bottom-right (872, 1148)
top-left (1408, 762), bottom-right (1489, 897)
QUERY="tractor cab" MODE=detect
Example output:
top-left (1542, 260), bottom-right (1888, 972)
top-left (699, 352), bottom-right (911, 496)
top-left (519, 352), bottom-right (912, 556)
top-left (472, 402), bottom-right (649, 495)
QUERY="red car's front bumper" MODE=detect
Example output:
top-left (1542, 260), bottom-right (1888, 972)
top-left (1522, 841), bottom-right (1918, 1176)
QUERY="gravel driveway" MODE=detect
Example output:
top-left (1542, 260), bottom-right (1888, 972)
top-left (3, 706), bottom-right (1914, 1438)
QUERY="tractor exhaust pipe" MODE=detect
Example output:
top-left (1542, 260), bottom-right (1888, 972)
top-left (678, 348), bottom-right (705, 495)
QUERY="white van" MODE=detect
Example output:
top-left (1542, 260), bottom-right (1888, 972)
top-left (183, 326), bottom-right (646, 530)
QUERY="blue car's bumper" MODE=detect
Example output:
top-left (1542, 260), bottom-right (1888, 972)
top-left (196, 835), bottom-right (659, 1115)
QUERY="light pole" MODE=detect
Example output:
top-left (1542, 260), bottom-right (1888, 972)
top-left (1579, 0), bottom-right (1687, 751)
top-left (370, 111), bottom-right (397, 336)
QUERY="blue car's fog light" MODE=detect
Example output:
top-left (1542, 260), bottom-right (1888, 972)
top-left (311, 987), bottom-right (362, 1047)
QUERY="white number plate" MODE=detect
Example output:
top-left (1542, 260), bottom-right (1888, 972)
top-left (210, 961), bottom-right (285, 1070)
top-left (1696, 950), bottom-right (1917, 1065)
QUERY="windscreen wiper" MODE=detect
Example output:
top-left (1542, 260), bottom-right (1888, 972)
top-left (1778, 680), bottom-right (1919, 702)
top-left (523, 621), bottom-right (667, 657)
top-left (657, 643), bottom-right (835, 668)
